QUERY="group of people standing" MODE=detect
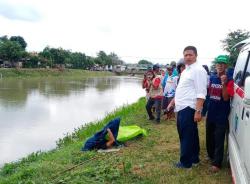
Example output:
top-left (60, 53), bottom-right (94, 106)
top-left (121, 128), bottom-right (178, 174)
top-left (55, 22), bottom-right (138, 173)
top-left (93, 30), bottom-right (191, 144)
top-left (142, 46), bottom-right (234, 172)
top-left (143, 60), bottom-right (183, 123)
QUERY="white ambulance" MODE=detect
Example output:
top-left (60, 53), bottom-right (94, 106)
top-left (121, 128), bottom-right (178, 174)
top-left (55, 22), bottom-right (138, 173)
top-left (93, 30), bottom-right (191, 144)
top-left (229, 38), bottom-right (250, 184)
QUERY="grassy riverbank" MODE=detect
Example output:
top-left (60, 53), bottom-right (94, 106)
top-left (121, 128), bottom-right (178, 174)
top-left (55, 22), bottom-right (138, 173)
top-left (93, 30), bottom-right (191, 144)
top-left (0, 98), bottom-right (231, 184)
top-left (0, 68), bottom-right (113, 79)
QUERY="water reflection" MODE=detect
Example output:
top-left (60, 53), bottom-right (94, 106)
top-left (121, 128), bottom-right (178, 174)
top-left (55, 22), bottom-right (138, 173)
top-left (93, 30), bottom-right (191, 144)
top-left (0, 77), bottom-right (123, 107)
top-left (0, 76), bottom-right (144, 166)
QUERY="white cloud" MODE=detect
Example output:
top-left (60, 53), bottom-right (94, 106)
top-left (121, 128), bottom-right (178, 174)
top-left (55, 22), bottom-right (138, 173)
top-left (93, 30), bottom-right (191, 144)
top-left (0, 0), bottom-right (250, 65)
top-left (0, 0), bottom-right (41, 21)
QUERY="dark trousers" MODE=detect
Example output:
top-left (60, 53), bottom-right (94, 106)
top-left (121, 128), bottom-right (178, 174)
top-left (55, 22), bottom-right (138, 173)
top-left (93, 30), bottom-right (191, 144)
top-left (177, 107), bottom-right (200, 168)
top-left (206, 121), bottom-right (227, 168)
top-left (146, 98), bottom-right (162, 121)
top-left (162, 96), bottom-right (173, 110)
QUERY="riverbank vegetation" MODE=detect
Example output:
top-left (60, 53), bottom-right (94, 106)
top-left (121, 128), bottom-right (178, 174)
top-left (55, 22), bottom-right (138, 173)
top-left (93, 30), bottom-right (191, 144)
top-left (0, 68), bottom-right (113, 79)
top-left (1, 29), bottom-right (250, 71)
top-left (0, 98), bottom-right (231, 184)
top-left (0, 35), bottom-right (123, 70)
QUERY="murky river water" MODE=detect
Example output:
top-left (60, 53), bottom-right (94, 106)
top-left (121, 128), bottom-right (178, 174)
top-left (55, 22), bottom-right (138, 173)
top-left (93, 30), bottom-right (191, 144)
top-left (0, 76), bottom-right (144, 166)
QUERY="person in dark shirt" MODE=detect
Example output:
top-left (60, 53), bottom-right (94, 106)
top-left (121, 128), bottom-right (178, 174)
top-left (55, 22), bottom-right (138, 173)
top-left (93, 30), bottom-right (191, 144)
top-left (206, 55), bottom-right (234, 172)
top-left (82, 118), bottom-right (120, 151)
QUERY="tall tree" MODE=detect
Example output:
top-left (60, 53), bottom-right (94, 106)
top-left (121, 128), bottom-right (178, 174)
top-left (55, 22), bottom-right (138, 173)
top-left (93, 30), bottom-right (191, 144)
top-left (221, 29), bottom-right (250, 65)
top-left (138, 59), bottom-right (152, 65)
top-left (24, 55), bottom-right (40, 68)
top-left (39, 47), bottom-right (70, 67)
top-left (85, 56), bottom-right (95, 69)
top-left (49, 48), bottom-right (68, 65)
top-left (0, 40), bottom-right (26, 64)
top-left (39, 46), bottom-right (54, 67)
top-left (109, 52), bottom-right (124, 65)
top-left (0, 35), bottom-right (8, 43)
top-left (10, 36), bottom-right (27, 50)
top-left (97, 51), bottom-right (112, 66)
top-left (70, 52), bottom-right (87, 69)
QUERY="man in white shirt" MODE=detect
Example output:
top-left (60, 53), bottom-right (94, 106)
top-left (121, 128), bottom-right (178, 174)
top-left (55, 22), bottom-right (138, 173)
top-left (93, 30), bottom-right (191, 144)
top-left (169, 46), bottom-right (207, 168)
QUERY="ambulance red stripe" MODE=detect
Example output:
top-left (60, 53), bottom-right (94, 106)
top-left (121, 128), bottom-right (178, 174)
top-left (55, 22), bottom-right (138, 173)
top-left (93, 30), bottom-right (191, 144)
top-left (234, 83), bottom-right (244, 99)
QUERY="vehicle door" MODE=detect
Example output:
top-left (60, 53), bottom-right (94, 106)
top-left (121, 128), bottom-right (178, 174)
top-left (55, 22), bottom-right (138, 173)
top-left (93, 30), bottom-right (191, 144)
top-left (230, 45), bottom-right (250, 158)
top-left (242, 53), bottom-right (250, 181)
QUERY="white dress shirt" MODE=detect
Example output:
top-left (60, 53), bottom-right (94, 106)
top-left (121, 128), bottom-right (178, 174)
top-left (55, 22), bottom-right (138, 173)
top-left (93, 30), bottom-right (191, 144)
top-left (175, 62), bottom-right (207, 112)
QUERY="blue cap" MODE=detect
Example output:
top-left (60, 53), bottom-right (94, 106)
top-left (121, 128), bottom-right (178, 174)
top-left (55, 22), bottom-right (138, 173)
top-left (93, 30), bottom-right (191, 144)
top-left (153, 64), bottom-right (160, 70)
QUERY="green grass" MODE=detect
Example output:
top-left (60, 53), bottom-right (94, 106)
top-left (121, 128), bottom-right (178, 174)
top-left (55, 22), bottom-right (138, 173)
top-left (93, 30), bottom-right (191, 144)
top-left (0, 98), bottom-right (231, 184)
top-left (0, 68), bottom-right (113, 79)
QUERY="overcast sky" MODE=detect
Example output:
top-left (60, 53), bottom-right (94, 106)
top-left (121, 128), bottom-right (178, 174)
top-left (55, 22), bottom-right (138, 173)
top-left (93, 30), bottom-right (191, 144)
top-left (0, 0), bottom-right (250, 65)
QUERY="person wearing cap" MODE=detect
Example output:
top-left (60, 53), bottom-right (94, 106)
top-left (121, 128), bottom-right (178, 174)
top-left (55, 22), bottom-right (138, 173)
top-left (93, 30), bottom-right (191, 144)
top-left (168, 46), bottom-right (207, 169)
top-left (162, 62), bottom-right (178, 89)
top-left (162, 65), bottom-right (179, 117)
top-left (170, 61), bottom-right (178, 75)
top-left (146, 64), bottom-right (163, 123)
top-left (206, 55), bottom-right (234, 172)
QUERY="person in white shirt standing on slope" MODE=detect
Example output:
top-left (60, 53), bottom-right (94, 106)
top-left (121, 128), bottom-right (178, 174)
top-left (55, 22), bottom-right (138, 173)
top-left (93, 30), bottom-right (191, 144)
top-left (168, 46), bottom-right (207, 168)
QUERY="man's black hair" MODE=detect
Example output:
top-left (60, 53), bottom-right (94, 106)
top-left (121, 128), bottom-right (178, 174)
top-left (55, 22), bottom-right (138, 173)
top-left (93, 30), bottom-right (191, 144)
top-left (183, 46), bottom-right (197, 56)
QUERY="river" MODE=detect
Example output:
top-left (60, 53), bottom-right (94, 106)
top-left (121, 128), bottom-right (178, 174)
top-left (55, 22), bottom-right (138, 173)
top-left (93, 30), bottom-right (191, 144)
top-left (0, 76), bottom-right (144, 166)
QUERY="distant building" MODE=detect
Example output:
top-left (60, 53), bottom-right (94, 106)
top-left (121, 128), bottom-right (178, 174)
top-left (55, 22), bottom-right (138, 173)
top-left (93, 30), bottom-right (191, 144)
top-left (55, 64), bottom-right (65, 70)
top-left (105, 65), bottom-right (113, 71)
top-left (113, 65), bottom-right (126, 72)
top-left (138, 64), bottom-right (150, 71)
top-left (3, 61), bottom-right (12, 68)
top-left (92, 64), bottom-right (104, 71)
top-left (126, 64), bottom-right (152, 72)
top-left (65, 63), bottom-right (73, 68)
top-left (14, 62), bottom-right (23, 68)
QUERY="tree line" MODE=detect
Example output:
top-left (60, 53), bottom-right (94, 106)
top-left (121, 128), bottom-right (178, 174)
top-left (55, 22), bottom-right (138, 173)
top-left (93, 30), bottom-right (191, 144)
top-left (0, 36), bottom-right (124, 69)
top-left (0, 29), bottom-right (250, 69)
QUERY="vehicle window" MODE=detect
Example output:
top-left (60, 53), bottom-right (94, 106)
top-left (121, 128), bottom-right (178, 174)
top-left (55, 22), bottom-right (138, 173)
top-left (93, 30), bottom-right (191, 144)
top-left (234, 49), bottom-right (250, 87)
top-left (244, 53), bottom-right (250, 84)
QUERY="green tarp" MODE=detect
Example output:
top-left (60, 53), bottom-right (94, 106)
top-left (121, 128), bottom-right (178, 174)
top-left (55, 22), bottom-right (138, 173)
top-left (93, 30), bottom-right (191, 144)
top-left (116, 125), bottom-right (147, 142)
